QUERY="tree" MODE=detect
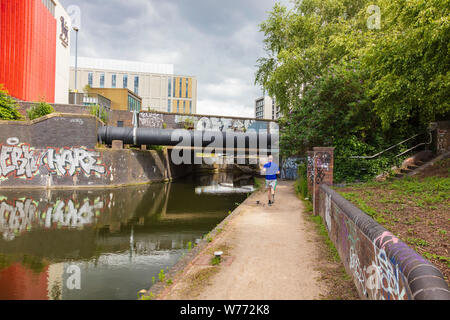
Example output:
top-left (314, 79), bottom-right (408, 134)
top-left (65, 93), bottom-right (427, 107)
top-left (255, 0), bottom-right (449, 182)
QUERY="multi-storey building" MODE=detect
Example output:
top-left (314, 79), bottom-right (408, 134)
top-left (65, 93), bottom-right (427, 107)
top-left (0, 0), bottom-right (71, 104)
top-left (255, 96), bottom-right (281, 120)
top-left (69, 57), bottom-right (197, 114)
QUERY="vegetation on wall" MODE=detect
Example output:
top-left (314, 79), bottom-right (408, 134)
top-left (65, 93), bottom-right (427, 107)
top-left (26, 101), bottom-right (55, 120)
top-left (90, 104), bottom-right (108, 123)
top-left (256, 0), bottom-right (450, 182)
top-left (0, 85), bottom-right (23, 120)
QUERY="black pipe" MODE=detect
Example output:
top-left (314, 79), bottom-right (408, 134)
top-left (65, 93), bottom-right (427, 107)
top-left (98, 126), bottom-right (277, 149)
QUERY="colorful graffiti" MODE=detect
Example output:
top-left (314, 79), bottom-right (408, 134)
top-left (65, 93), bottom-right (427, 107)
top-left (0, 139), bottom-right (108, 180)
top-left (43, 148), bottom-right (107, 177)
top-left (280, 157), bottom-right (302, 180)
top-left (0, 143), bottom-right (40, 179)
top-left (322, 190), bottom-right (423, 300)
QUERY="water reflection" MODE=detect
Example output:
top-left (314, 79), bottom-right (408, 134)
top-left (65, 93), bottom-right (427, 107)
top-left (0, 173), bottom-right (249, 300)
top-left (194, 172), bottom-right (255, 194)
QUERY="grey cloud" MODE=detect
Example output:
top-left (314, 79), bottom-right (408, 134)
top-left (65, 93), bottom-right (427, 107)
top-left (61, 0), bottom-right (290, 116)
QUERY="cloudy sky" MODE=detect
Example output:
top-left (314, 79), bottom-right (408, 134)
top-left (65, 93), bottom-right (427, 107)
top-left (60, 0), bottom-right (292, 117)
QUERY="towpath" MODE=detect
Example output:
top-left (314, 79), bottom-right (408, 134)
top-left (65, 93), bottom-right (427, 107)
top-left (158, 181), bottom-right (327, 300)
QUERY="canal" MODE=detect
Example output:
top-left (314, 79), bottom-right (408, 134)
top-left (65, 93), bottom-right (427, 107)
top-left (0, 173), bottom-right (254, 300)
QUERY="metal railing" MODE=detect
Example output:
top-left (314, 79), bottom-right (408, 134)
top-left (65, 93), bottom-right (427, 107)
top-left (349, 125), bottom-right (435, 160)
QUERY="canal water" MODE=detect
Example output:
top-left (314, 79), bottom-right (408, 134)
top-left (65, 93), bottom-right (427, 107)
top-left (0, 173), bottom-right (253, 300)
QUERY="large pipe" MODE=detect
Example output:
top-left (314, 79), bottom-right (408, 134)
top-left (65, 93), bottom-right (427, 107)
top-left (98, 126), bottom-right (277, 149)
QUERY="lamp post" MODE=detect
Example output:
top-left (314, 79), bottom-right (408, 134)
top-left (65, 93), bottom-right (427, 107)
top-left (73, 26), bottom-right (79, 92)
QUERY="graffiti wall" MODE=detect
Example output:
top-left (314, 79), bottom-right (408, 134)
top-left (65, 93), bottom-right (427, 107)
top-left (280, 157), bottom-right (303, 180)
top-left (138, 112), bottom-right (273, 133)
top-left (318, 185), bottom-right (450, 300)
top-left (0, 114), bottom-right (192, 188)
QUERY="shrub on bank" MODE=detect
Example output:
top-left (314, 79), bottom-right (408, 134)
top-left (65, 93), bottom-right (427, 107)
top-left (27, 101), bottom-right (54, 120)
top-left (0, 85), bottom-right (23, 120)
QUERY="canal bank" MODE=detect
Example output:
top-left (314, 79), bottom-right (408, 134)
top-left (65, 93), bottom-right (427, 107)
top-left (146, 181), bottom-right (328, 300)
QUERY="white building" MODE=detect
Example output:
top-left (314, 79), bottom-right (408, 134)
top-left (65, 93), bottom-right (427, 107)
top-left (54, 0), bottom-right (72, 104)
top-left (255, 96), bottom-right (281, 120)
top-left (69, 57), bottom-right (197, 114)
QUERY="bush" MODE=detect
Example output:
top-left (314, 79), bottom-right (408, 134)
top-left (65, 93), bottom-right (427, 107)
top-left (27, 101), bottom-right (54, 120)
top-left (90, 104), bottom-right (108, 123)
top-left (294, 163), bottom-right (310, 199)
top-left (0, 86), bottom-right (22, 120)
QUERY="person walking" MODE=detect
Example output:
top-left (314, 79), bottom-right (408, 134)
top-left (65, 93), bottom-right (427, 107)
top-left (262, 155), bottom-right (280, 206)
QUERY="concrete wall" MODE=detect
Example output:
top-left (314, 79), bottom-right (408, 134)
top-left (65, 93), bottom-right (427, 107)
top-left (318, 184), bottom-right (450, 300)
top-left (0, 114), bottom-right (191, 189)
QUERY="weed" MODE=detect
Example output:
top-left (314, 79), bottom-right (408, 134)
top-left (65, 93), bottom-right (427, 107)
top-left (211, 256), bottom-right (221, 266)
top-left (407, 237), bottom-right (429, 247)
top-left (158, 269), bottom-right (166, 282)
top-left (166, 279), bottom-right (173, 285)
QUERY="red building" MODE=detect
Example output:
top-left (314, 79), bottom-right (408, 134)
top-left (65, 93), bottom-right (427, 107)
top-left (0, 0), bottom-right (59, 102)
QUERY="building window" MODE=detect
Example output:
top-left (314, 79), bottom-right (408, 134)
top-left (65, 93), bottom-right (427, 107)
top-left (179, 78), bottom-right (182, 98)
top-left (123, 74), bottom-right (128, 88)
top-left (173, 78), bottom-right (176, 97)
top-left (177, 100), bottom-right (180, 113)
top-left (168, 100), bottom-right (172, 112)
top-left (168, 78), bottom-right (172, 97)
top-left (100, 73), bottom-right (105, 88)
top-left (189, 101), bottom-right (192, 114)
top-left (185, 78), bottom-right (189, 98)
top-left (128, 95), bottom-right (140, 112)
top-left (183, 101), bottom-right (186, 113)
top-left (88, 72), bottom-right (93, 87)
top-left (112, 74), bottom-right (116, 88)
top-left (134, 76), bottom-right (139, 95)
top-left (117, 121), bottom-right (124, 127)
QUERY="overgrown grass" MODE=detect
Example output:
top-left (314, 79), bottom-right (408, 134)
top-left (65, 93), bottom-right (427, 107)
top-left (253, 177), bottom-right (264, 191)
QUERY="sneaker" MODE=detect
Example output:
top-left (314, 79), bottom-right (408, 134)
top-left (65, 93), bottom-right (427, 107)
top-left (268, 200), bottom-right (272, 206)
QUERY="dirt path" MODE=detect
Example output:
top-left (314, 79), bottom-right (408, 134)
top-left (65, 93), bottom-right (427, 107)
top-left (160, 181), bottom-right (328, 300)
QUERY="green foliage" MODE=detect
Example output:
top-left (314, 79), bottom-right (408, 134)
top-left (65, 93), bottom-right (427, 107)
top-left (256, 0), bottom-right (450, 183)
top-left (26, 101), bottom-right (54, 120)
top-left (211, 256), bottom-right (221, 266)
top-left (89, 104), bottom-right (108, 123)
top-left (0, 86), bottom-right (23, 120)
top-left (158, 269), bottom-right (166, 282)
top-left (294, 163), bottom-right (309, 198)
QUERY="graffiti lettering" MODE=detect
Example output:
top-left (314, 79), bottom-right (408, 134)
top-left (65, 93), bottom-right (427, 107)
top-left (43, 148), bottom-right (106, 177)
top-left (139, 113), bottom-right (164, 128)
top-left (0, 144), bottom-right (40, 179)
top-left (0, 198), bottom-right (104, 241)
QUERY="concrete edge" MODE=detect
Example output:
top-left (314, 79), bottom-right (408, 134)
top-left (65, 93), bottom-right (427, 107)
top-left (142, 188), bottom-right (263, 300)
top-left (320, 184), bottom-right (450, 300)
top-left (0, 112), bottom-right (104, 126)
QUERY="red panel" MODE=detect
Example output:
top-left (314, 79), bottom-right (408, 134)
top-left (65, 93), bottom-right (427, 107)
top-left (0, 263), bottom-right (49, 300)
top-left (0, 0), bottom-right (56, 102)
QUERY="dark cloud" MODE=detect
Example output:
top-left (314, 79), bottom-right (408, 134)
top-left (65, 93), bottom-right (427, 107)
top-left (60, 0), bottom-right (291, 117)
